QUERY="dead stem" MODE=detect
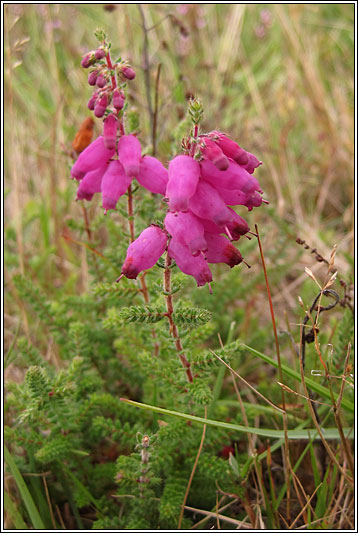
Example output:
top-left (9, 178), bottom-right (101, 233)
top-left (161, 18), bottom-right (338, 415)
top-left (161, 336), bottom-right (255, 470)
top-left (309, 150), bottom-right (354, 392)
top-left (255, 223), bottom-right (292, 523)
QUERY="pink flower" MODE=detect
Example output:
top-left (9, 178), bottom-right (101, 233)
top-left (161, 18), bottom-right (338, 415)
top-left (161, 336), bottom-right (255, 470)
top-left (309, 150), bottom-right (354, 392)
top-left (101, 160), bottom-right (132, 213)
top-left (81, 52), bottom-right (94, 68)
top-left (200, 159), bottom-right (259, 194)
top-left (103, 114), bottom-right (118, 150)
top-left (199, 210), bottom-right (249, 242)
top-left (71, 136), bottom-right (115, 180)
top-left (96, 74), bottom-right (107, 88)
top-left (242, 152), bottom-right (262, 174)
top-left (87, 92), bottom-right (99, 110)
top-left (166, 155), bottom-right (200, 212)
top-left (188, 180), bottom-right (233, 227)
top-left (168, 238), bottom-right (212, 287)
top-left (95, 47), bottom-right (106, 60)
top-left (76, 164), bottom-right (108, 201)
top-left (199, 138), bottom-right (229, 170)
top-left (88, 70), bottom-right (99, 86)
top-left (121, 225), bottom-right (168, 279)
top-left (209, 131), bottom-right (249, 165)
top-left (165, 211), bottom-right (207, 256)
top-left (204, 233), bottom-right (243, 268)
top-left (136, 155), bottom-right (168, 195)
top-left (117, 135), bottom-right (141, 178)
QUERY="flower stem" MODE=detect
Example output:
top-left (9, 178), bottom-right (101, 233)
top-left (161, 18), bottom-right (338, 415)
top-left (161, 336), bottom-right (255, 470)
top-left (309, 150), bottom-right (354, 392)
top-left (164, 253), bottom-right (193, 383)
top-left (127, 184), bottom-right (135, 242)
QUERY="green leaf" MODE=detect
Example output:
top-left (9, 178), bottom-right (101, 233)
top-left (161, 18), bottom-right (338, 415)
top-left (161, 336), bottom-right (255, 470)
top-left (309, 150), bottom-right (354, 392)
top-left (242, 344), bottom-right (354, 413)
top-left (120, 399), bottom-right (354, 440)
top-left (4, 445), bottom-right (45, 529)
top-left (4, 490), bottom-right (27, 529)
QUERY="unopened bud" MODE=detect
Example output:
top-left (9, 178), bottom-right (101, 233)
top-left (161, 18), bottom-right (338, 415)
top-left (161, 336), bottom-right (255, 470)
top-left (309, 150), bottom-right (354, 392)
top-left (87, 92), bottom-right (99, 110)
top-left (81, 52), bottom-right (94, 68)
top-left (95, 47), bottom-right (106, 60)
top-left (121, 66), bottom-right (136, 80)
top-left (94, 94), bottom-right (108, 118)
top-left (88, 70), bottom-right (99, 86)
top-left (113, 89), bottom-right (125, 110)
top-left (96, 74), bottom-right (107, 88)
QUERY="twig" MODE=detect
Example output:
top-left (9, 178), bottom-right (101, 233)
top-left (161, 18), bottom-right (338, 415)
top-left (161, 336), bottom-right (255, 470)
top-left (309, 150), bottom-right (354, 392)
top-left (255, 223), bottom-right (292, 522)
top-left (178, 407), bottom-right (207, 529)
top-left (164, 254), bottom-right (193, 382)
top-left (152, 63), bottom-right (161, 156)
top-left (42, 474), bottom-right (56, 529)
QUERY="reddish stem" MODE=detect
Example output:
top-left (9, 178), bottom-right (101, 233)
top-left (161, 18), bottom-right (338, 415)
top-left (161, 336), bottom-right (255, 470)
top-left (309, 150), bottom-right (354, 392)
top-left (105, 51), bottom-right (117, 90)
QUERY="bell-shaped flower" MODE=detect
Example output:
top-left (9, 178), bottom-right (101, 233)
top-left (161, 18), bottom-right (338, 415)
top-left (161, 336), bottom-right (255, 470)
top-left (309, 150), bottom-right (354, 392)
top-left (136, 156), bottom-right (168, 195)
top-left (101, 160), bottom-right (132, 213)
top-left (200, 159), bottom-right (259, 194)
top-left (188, 180), bottom-right (233, 227)
top-left (204, 233), bottom-right (243, 268)
top-left (165, 211), bottom-right (207, 256)
top-left (103, 114), bottom-right (118, 150)
top-left (199, 138), bottom-right (229, 170)
top-left (168, 238), bottom-right (212, 287)
top-left (117, 134), bottom-right (141, 178)
top-left (209, 131), bottom-right (249, 165)
top-left (76, 163), bottom-right (108, 201)
top-left (71, 136), bottom-right (115, 180)
top-left (242, 152), bottom-right (262, 174)
top-left (121, 225), bottom-right (168, 279)
top-left (166, 155), bottom-right (200, 213)
top-left (94, 94), bottom-right (108, 118)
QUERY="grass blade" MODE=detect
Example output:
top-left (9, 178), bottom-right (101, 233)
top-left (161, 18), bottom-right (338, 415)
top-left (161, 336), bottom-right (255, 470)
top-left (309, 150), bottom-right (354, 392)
top-left (242, 344), bottom-right (354, 413)
top-left (120, 399), bottom-right (353, 440)
top-left (4, 445), bottom-right (45, 529)
top-left (4, 490), bottom-right (27, 529)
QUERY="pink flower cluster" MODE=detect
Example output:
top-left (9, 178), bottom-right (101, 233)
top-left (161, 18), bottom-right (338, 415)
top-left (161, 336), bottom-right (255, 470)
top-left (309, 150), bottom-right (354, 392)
top-left (71, 133), bottom-right (168, 213)
top-left (119, 133), bottom-right (265, 288)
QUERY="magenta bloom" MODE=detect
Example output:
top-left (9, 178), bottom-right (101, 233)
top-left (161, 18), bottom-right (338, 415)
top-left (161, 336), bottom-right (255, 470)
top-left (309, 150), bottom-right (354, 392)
top-left (87, 92), bottom-right (99, 110)
top-left (199, 210), bottom-right (249, 242)
top-left (209, 131), bottom-right (249, 165)
top-left (71, 136), bottom-right (115, 180)
top-left (103, 114), bottom-right (118, 150)
top-left (168, 238), bottom-right (212, 287)
top-left (166, 155), bottom-right (200, 212)
top-left (165, 211), bottom-right (207, 256)
top-left (101, 160), bottom-right (132, 213)
top-left (204, 233), bottom-right (243, 268)
top-left (121, 225), bottom-right (168, 279)
top-left (219, 187), bottom-right (263, 211)
top-left (200, 159), bottom-right (259, 194)
top-left (96, 74), bottom-right (107, 88)
top-left (200, 138), bottom-right (229, 170)
top-left (76, 164), bottom-right (108, 201)
top-left (188, 180), bottom-right (233, 227)
top-left (88, 70), bottom-right (99, 86)
top-left (117, 135), bottom-right (141, 178)
top-left (242, 152), bottom-right (262, 174)
top-left (136, 156), bottom-right (168, 195)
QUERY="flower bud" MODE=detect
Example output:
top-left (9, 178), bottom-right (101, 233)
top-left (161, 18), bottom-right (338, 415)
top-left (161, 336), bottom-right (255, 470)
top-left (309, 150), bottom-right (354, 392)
top-left (95, 47), bottom-right (106, 60)
top-left (81, 52), bottom-right (94, 68)
top-left (87, 92), bottom-right (99, 110)
top-left (94, 94), bottom-right (108, 118)
top-left (168, 238), bottom-right (212, 287)
top-left (113, 89), bottom-right (125, 110)
top-left (136, 156), bottom-right (168, 195)
top-left (121, 225), bottom-right (168, 279)
top-left (70, 136), bottom-right (115, 180)
top-left (204, 233), bottom-right (243, 268)
top-left (166, 155), bottom-right (200, 213)
top-left (121, 66), bottom-right (136, 80)
top-left (103, 114), bottom-right (118, 150)
top-left (117, 134), bottom-right (141, 178)
top-left (200, 138), bottom-right (229, 170)
top-left (88, 70), bottom-right (99, 86)
top-left (165, 211), bottom-right (207, 256)
top-left (101, 160), bottom-right (132, 213)
top-left (96, 74), bottom-right (107, 88)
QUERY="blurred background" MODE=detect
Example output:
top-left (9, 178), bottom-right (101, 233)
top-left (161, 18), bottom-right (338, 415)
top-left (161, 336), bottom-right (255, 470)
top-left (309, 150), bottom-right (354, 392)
top-left (4, 3), bottom-right (354, 355)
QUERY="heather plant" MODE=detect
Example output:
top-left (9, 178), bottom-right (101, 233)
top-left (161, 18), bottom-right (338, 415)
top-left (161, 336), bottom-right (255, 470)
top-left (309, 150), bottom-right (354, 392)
top-left (5, 7), bottom-right (354, 531)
